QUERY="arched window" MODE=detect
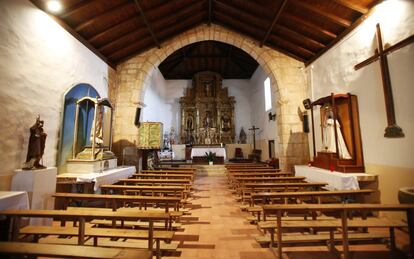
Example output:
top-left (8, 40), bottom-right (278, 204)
top-left (57, 84), bottom-right (100, 172)
top-left (264, 77), bottom-right (272, 111)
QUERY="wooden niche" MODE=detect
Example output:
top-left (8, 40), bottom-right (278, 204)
top-left (310, 93), bottom-right (365, 173)
top-left (180, 71), bottom-right (235, 145)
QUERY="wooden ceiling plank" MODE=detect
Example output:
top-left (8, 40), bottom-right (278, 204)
top-left (29, 0), bottom-right (115, 69)
top-left (112, 18), bottom-right (204, 63)
top-left (60, 0), bottom-right (98, 19)
top-left (260, 0), bottom-right (288, 47)
top-left (276, 24), bottom-right (326, 49)
top-left (214, 0), bottom-right (268, 28)
top-left (293, 1), bottom-right (352, 28)
top-left (333, 0), bottom-right (368, 14)
top-left (282, 12), bottom-right (337, 39)
top-left (98, 27), bottom-right (147, 53)
top-left (271, 35), bottom-right (315, 56)
top-left (75, 2), bottom-right (134, 32)
top-left (208, 0), bottom-right (212, 25)
top-left (88, 16), bottom-right (138, 43)
top-left (306, 4), bottom-right (378, 66)
top-left (133, 0), bottom-right (160, 48)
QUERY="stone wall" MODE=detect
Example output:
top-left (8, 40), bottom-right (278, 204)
top-left (111, 24), bottom-right (309, 171)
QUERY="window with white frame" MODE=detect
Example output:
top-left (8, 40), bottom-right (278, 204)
top-left (264, 77), bottom-right (272, 111)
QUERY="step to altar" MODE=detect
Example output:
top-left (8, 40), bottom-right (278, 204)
top-left (194, 165), bottom-right (226, 176)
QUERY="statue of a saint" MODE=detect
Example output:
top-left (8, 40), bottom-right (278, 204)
top-left (322, 109), bottom-right (351, 159)
top-left (23, 116), bottom-right (47, 170)
top-left (90, 106), bottom-right (103, 145)
top-left (203, 111), bottom-right (212, 128)
top-left (221, 116), bottom-right (231, 132)
top-left (186, 116), bottom-right (193, 130)
top-left (239, 128), bottom-right (247, 144)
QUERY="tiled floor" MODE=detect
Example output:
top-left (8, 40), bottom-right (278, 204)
top-left (170, 173), bottom-right (275, 259)
top-left (171, 170), bottom-right (411, 259)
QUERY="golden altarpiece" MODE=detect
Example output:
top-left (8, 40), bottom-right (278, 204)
top-left (180, 71), bottom-right (235, 145)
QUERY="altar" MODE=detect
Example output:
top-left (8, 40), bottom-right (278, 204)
top-left (191, 147), bottom-right (227, 160)
top-left (57, 166), bottom-right (136, 192)
top-left (295, 165), bottom-right (376, 191)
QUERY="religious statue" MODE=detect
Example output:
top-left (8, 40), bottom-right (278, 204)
top-left (169, 127), bottom-right (177, 145)
top-left (186, 116), bottom-right (193, 130)
top-left (221, 116), bottom-right (231, 132)
top-left (204, 81), bottom-right (212, 97)
top-left (239, 127), bottom-right (247, 144)
top-left (203, 111), bottom-right (212, 128)
top-left (322, 107), bottom-right (351, 159)
top-left (90, 105), bottom-right (103, 145)
top-left (23, 115), bottom-right (47, 170)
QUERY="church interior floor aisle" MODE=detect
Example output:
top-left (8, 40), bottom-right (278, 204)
top-left (171, 171), bottom-right (275, 259)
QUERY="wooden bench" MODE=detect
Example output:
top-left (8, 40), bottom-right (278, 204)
top-left (251, 189), bottom-right (375, 206)
top-left (261, 203), bottom-right (414, 259)
top-left (53, 193), bottom-right (182, 212)
top-left (117, 178), bottom-right (192, 190)
top-left (232, 176), bottom-right (306, 189)
top-left (141, 169), bottom-right (195, 175)
top-left (133, 173), bottom-right (194, 181)
top-left (100, 184), bottom-right (188, 199)
top-left (0, 209), bottom-right (172, 259)
top-left (20, 225), bottom-right (173, 259)
top-left (0, 242), bottom-right (152, 259)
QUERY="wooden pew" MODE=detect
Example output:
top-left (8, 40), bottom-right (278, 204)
top-left (251, 189), bottom-right (375, 206)
top-left (53, 193), bottom-right (182, 212)
top-left (0, 242), bottom-right (152, 259)
top-left (0, 209), bottom-right (172, 259)
top-left (228, 172), bottom-right (293, 187)
top-left (101, 184), bottom-right (188, 199)
top-left (232, 176), bottom-right (306, 190)
top-left (260, 203), bottom-right (414, 259)
top-left (141, 169), bottom-right (195, 175)
top-left (117, 178), bottom-right (192, 190)
top-left (133, 173), bottom-right (194, 181)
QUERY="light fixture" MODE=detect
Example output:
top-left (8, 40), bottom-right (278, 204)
top-left (268, 112), bottom-right (276, 121)
top-left (46, 0), bottom-right (62, 13)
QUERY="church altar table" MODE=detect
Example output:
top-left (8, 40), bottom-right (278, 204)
top-left (295, 165), bottom-right (369, 190)
top-left (0, 191), bottom-right (29, 211)
top-left (191, 147), bottom-right (226, 160)
top-left (57, 166), bottom-right (136, 191)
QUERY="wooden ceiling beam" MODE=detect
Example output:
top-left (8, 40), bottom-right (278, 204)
top-left (110, 15), bottom-right (204, 63)
top-left (133, 0), bottom-right (160, 49)
top-left (293, 1), bottom-right (352, 27)
top-left (99, 27), bottom-right (148, 53)
top-left (282, 12), bottom-right (337, 39)
top-left (306, 4), bottom-right (377, 65)
top-left (88, 16), bottom-right (139, 43)
top-left (260, 0), bottom-right (288, 47)
top-left (60, 0), bottom-right (98, 19)
top-left (88, 0), bottom-right (194, 44)
top-left (214, 0), bottom-right (268, 28)
top-left (333, 0), bottom-right (368, 14)
top-left (75, 2), bottom-right (134, 32)
top-left (29, 0), bottom-right (115, 69)
top-left (208, 0), bottom-right (212, 25)
top-left (275, 24), bottom-right (326, 49)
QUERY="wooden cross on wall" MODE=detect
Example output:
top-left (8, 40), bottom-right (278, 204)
top-left (249, 125), bottom-right (260, 150)
top-left (355, 23), bottom-right (414, 138)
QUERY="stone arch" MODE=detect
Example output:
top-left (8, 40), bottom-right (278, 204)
top-left (113, 24), bottom-right (309, 171)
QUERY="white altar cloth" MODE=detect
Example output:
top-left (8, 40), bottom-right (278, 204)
top-left (58, 166), bottom-right (136, 191)
top-left (295, 165), bottom-right (364, 190)
top-left (0, 191), bottom-right (29, 210)
top-left (191, 147), bottom-right (226, 160)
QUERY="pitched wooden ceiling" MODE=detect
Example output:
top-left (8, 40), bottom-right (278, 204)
top-left (30, 0), bottom-right (380, 73)
top-left (159, 41), bottom-right (259, 79)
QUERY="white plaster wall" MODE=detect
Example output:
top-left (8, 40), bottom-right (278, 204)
top-left (142, 69), bottom-right (254, 138)
top-left (249, 67), bottom-right (278, 157)
top-left (307, 0), bottom-right (414, 168)
top-left (0, 0), bottom-right (108, 188)
top-left (223, 79), bottom-right (251, 139)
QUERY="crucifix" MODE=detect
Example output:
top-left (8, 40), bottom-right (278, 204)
top-left (249, 125), bottom-right (260, 150)
top-left (355, 23), bottom-right (414, 138)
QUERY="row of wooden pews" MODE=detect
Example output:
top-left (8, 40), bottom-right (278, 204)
top-left (0, 167), bottom-right (196, 259)
top-left (225, 163), bottom-right (414, 259)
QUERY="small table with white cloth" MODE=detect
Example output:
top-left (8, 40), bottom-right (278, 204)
top-left (191, 147), bottom-right (227, 160)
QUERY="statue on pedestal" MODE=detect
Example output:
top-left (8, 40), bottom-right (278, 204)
top-left (23, 115), bottom-right (47, 170)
